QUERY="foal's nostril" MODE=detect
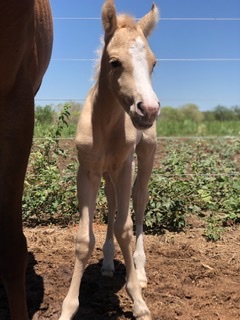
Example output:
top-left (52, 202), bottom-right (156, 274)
top-left (136, 102), bottom-right (145, 116)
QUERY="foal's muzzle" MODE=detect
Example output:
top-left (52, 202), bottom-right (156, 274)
top-left (130, 100), bottom-right (160, 130)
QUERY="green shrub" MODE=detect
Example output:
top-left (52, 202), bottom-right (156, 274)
top-left (23, 104), bottom-right (78, 225)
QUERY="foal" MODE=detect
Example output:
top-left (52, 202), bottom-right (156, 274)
top-left (60, 1), bottom-right (160, 319)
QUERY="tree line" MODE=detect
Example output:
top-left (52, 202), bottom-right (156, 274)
top-left (35, 103), bottom-right (240, 124)
top-left (160, 104), bottom-right (240, 122)
top-left (34, 102), bottom-right (240, 137)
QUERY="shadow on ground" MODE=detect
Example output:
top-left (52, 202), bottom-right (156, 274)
top-left (0, 252), bottom-right (44, 320)
top-left (73, 259), bottom-right (133, 320)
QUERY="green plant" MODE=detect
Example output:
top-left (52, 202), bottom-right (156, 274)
top-left (143, 138), bottom-right (240, 238)
top-left (144, 174), bottom-right (187, 233)
top-left (34, 102), bottom-right (79, 138)
top-left (23, 131), bottom-right (240, 240)
top-left (203, 213), bottom-right (223, 241)
top-left (23, 104), bottom-right (78, 225)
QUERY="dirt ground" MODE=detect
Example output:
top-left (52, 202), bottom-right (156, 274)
top-left (1, 139), bottom-right (239, 319)
top-left (1, 222), bottom-right (240, 320)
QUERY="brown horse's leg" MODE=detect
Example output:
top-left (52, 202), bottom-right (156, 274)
top-left (1, 234), bottom-right (28, 320)
top-left (0, 78), bottom-right (34, 320)
top-left (132, 128), bottom-right (156, 288)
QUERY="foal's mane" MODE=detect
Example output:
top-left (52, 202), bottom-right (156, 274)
top-left (117, 14), bottom-right (137, 30)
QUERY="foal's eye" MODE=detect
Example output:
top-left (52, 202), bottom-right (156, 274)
top-left (110, 59), bottom-right (122, 68)
top-left (152, 60), bottom-right (157, 70)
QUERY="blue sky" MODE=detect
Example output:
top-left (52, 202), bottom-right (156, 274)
top-left (36, 0), bottom-right (240, 111)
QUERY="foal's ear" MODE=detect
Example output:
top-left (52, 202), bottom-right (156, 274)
top-left (102, 0), bottom-right (117, 42)
top-left (138, 3), bottom-right (159, 38)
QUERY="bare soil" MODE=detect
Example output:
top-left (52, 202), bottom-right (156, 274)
top-left (1, 222), bottom-right (240, 320)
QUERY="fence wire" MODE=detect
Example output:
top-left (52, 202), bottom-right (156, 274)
top-left (53, 17), bottom-right (240, 21)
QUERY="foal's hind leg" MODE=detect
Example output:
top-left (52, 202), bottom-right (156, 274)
top-left (101, 173), bottom-right (116, 276)
top-left (102, 160), bottom-right (136, 277)
top-left (132, 128), bottom-right (156, 288)
top-left (111, 160), bottom-right (151, 319)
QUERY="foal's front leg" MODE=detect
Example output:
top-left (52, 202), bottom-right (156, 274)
top-left (59, 166), bottom-right (101, 320)
top-left (112, 160), bottom-right (152, 320)
top-left (132, 132), bottom-right (156, 288)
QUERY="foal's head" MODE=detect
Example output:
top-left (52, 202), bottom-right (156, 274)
top-left (101, 0), bottom-right (160, 130)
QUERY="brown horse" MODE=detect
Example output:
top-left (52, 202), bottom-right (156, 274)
top-left (60, 1), bottom-right (160, 319)
top-left (0, 1), bottom-right (53, 319)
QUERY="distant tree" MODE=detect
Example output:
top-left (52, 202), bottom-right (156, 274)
top-left (160, 106), bottom-right (179, 121)
top-left (203, 110), bottom-right (215, 121)
top-left (232, 105), bottom-right (240, 120)
top-left (35, 105), bottom-right (54, 125)
top-left (213, 105), bottom-right (235, 121)
top-left (178, 104), bottom-right (204, 123)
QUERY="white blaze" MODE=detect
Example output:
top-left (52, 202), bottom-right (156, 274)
top-left (129, 36), bottom-right (158, 107)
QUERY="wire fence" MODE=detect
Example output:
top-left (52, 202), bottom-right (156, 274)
top-left (53, 17), bottom-right (240, 21)
top-left (51, 58), bottom-right (240, 62)
top-left (35, 15), bottom-right (240, 105)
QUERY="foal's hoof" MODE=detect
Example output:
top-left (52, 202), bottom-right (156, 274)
top-left (101, 269), bottom-right (114, 277)
top-left (133, 302), bottom-right (151, 320)
top-left (101, 260), bottom-right (115, 277)
top-left (136, 314), bottom-right (152, 320)
top-left (139, 280), bottom-right (148, 289)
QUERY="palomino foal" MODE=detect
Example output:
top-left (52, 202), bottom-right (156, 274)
top-left (60, 1), bottom-right (159, 319)
top-left (0, 1), bottom-right (53, 319)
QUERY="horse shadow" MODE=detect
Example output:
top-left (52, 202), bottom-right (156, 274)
top-left (0, 281), bottom-right (11, 319)
top-left (26, 252), bottom-right (44, 319)
top-left (0, 252), bottom-right (44, 320)
top-left (73, 259), bottom-right (134, 320)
